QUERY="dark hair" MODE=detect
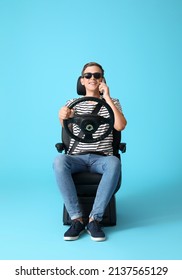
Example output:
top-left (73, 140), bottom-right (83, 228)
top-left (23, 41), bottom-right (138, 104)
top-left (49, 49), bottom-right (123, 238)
top-left (81, 62), bottom-right (104, 77)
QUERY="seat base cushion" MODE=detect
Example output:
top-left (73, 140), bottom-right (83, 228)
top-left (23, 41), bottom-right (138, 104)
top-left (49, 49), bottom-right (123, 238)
top-left (72, 172), bottom-right (121, 196)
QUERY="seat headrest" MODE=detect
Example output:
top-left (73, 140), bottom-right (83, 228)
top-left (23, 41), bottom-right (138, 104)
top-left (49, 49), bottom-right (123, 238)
top-left (77, 76), bottom-right (107, 95)
top-left (77, 76), bottom-right (86, 95)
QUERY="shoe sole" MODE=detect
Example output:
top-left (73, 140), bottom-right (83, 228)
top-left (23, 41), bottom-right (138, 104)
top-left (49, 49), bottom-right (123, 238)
top-left (87, 230), bottom-right (106, 242)
top-left (64, 230), bottom-right (85, 241)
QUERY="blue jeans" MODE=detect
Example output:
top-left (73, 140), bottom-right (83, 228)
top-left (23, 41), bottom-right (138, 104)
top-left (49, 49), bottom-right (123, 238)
top-left (53, 153), bottom-right (121, 222)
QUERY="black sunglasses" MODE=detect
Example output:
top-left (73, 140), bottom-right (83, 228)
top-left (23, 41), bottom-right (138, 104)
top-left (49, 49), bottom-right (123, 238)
top-left (82, 72), bottom-right (102, 79)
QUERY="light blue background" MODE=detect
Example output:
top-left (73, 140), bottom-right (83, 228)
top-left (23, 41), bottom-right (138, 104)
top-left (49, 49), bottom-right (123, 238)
top-left (0, 0), bottom-right (182, 260)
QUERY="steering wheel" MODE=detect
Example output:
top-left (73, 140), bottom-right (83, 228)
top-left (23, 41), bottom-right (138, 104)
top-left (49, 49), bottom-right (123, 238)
top-left (63, 97), bottom-right (114, 143)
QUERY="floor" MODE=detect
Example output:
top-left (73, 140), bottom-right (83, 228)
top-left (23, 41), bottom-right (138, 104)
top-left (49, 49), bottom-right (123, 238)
top-left (1, 168), bottom-right (182, 260)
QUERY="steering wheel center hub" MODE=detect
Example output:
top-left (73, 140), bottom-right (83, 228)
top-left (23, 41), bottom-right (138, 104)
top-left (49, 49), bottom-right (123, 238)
top-left (81, 118), bottom-right (99, 134)
top-left (86, 124), bottom-right (94, 132)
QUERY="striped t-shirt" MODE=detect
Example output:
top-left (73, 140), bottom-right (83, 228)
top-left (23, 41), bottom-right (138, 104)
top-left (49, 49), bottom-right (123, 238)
top-left (65, 97), bottom-right (122, 156)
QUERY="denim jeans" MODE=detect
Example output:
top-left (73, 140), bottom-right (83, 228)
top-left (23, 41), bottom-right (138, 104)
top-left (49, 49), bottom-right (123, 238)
top-left (53, 153), bottom-right (121, 222)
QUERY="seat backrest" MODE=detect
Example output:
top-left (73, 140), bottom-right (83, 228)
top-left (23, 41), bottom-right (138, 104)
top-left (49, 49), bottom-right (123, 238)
top-left (112, 129), bottom-right (121, 158)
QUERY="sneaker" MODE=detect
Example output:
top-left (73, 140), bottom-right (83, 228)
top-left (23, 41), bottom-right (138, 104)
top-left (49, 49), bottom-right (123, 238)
top-left (64, 220), bottom-right (85, 241)
top-left (87, 220), bottom-right (106, 241)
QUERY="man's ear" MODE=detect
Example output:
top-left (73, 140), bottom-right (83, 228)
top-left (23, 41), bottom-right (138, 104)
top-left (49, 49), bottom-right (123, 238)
top-left (80, 77), bottom-right (84, 85)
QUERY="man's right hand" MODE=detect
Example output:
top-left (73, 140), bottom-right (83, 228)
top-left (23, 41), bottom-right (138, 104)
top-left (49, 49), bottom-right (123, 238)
top-left (59, 106), bottom-right (74, 121)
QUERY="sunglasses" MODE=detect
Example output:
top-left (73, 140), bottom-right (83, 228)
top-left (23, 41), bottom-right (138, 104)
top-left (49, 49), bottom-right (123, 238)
top-left (82, 72), bottom-right (102, 79)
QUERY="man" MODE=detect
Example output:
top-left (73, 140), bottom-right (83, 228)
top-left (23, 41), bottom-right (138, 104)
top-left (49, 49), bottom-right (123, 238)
top-left (53, 62), bottom-right (127, 241)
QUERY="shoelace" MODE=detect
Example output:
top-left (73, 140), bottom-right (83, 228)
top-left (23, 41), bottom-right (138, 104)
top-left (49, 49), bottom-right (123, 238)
top-left (71, 221), bottom-right (83, 229)
top-left (92, 220), bottom-right (101, 231)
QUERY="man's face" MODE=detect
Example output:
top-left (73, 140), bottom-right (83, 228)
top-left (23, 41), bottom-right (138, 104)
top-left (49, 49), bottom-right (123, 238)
top-left (81, 66), bottom-right (103, 92)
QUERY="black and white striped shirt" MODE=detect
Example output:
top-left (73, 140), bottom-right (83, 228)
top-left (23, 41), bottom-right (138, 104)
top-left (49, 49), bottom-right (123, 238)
top-left (65, 97), bottom-right (122, 156)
